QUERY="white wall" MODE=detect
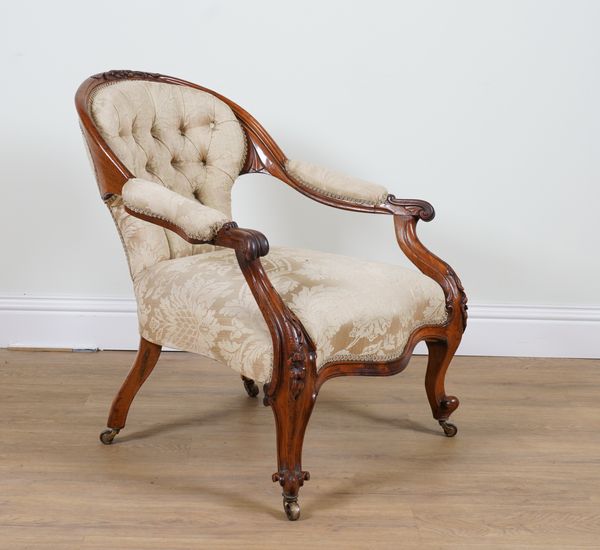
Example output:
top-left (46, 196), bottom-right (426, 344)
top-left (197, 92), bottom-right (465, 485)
top-left (1, 1), bottom-right (599, 355)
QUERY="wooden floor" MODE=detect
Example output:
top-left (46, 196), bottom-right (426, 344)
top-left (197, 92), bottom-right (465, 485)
top-left (1, 350), bottom-right (599, 549)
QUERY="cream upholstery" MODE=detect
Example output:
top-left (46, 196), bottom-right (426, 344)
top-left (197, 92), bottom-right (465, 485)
top-left (122, 178), bottom-right (231, 242)
top-left (89, 79), bottom-right (447, 385)
top-left (90, 80), bottom-right (246, 274)
top-left (134, 247), bottom-right (448, 383)
top-left (285, 159), bottom-right (389, 205)
top-left (108, 197), bottom-right (170, 280)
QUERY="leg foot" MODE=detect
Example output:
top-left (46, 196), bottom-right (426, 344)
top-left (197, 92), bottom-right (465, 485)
top-left (105, 337), bottom-right (161, 434)
top-left (99, 428), bottom-right (120, 445)
top-left (269, 349), bottom-right (317, 523)
top-left (241, 375), bottom-right (259, 398)
top-left (283, 495), bottom-right (301, 521)
top-left (439, 419), bottom-right (458, 437)
top-left (425, 340), bottom-right (460, 432)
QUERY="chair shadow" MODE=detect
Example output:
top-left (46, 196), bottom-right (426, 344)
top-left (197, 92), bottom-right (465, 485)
top-left (107, 390), bottom-right (450, 520)
top-left (114, 394), bottom-right (259, 443)
top-left (143, 474), bottom-right (284, 519)
top-left (323, 399), bottom-right (443, 437)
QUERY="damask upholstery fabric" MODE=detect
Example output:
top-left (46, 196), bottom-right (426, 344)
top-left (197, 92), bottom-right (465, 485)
top-left (122, 178), bottom-right (231, 242)
top-left (108, 197), bottom-right (171, 280)
top-left (89, 79), bottom-right (446, 385)
top-left (285, 159), bottom-right (389, 206)
top-left (134, 247), bottom-right (448, 383)
top-left (90, 80), bottom-right (246, 268)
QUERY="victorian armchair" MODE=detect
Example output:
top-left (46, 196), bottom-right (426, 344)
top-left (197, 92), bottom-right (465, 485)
top-left (75, 70), bottom-right (467, 521)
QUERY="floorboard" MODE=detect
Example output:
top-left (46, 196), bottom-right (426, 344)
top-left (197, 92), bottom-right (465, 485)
top-left (0, 350), bottom-right (598, 549)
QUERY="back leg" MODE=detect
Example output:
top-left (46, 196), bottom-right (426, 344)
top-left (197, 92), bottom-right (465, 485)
top-left (241, 375), bottom-right (260, 397)
top-left (100, 337), bottom-right (162, 444)
top-left (425, 339), bottom-right (460, 437)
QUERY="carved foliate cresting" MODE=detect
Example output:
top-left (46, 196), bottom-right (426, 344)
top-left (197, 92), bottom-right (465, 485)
top-left (91, 70), bottom-right (162, 81)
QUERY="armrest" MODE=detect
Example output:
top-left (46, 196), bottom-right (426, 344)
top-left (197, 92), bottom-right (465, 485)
top-left (122, 178), bottom-right (231, 242)
top-left (284, 158), bottom-right (466, 328)
top-left (284, 159), bottom-right (389, 207)
top-left (282, 159), bottom-right (435, 220)
top-left (238, 111), bottom-right (435, 218)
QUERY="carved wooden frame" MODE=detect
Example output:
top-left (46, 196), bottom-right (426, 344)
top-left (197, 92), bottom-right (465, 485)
top-left (75, 70), bottom-right (468, 521)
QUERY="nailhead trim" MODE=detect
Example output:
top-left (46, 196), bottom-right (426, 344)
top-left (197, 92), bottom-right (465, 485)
top-left (285, 160), bottom-right (388, 206)
top-left (123, 201), bottom-right (230, 242)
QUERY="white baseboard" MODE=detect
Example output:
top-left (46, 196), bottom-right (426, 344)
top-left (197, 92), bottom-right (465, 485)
top-left (0, 296), bottom-right (598, 358)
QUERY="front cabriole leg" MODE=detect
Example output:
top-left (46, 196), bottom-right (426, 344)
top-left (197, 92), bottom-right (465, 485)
top-left (425, 339), bottom-right (460, 436)
top-left (391, 211), bottom-right (467, 437)
top-left (214, 225), bottom-right (319, 521)
top-left (265, 336), bottom-right (318, 521)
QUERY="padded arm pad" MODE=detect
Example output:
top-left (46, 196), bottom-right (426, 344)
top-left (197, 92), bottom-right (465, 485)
top-left (285, 159), bottom-right (389, 206)
top-left (122, 178), bottom-right (231, 242)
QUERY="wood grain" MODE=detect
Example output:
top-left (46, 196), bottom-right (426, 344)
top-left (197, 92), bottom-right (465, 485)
top-left (1, 350), bottom-right (599, 548)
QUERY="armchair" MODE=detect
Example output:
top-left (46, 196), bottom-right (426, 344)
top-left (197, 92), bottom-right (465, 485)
top-left (75, 70), bottom-right (467, 521)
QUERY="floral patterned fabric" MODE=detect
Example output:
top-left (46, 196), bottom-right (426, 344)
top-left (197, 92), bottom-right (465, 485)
top-left (134, 246), bottom-right (448, 383)
top-left (109, 197), bottom-right (216, 280)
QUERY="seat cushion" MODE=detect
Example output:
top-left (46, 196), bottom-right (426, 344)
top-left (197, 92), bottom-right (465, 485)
top-left (134, 247), bottom-right (448, 383)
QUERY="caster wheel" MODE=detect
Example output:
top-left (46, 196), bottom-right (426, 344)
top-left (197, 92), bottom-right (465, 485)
top-left (99, 428), bottom-right (120, 445)
top-left (283, 498), bottom-right (300, 521)
top-left (242, 377), bottom-right (260, 398)
top-left (439, 420), bottom-right (458, 437)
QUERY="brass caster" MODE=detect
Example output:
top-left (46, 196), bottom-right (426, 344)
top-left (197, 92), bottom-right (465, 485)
top-left (283, 496), bottom-right (300, 521)
top-left (99, 428), bottom-right (120, 445)
top-left (242, 376), bottom-right (260, 398)
top-left (439, 420), bottom-right (458, 437)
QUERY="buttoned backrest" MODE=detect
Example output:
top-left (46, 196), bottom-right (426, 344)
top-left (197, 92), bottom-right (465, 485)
top-left (89, 80), bottom-right (247, 278)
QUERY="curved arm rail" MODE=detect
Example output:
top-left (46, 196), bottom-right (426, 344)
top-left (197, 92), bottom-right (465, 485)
top-left (393, 215), bottom-right (468, 332)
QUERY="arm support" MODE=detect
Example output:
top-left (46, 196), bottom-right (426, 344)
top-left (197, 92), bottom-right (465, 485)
top-left (239, 117), bottom-right (465, 329)
top-left (122, 178), bottom-right (231, 242)
top-left (214, 225), bottom-right (317, 401)
top-left (123, 192), bottom-right (317, 398)
top-left (394, 215), bottom-right (468, 332)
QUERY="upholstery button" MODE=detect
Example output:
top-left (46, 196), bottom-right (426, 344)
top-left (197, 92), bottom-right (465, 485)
top-left (209, 121), bottom-right (215, 129)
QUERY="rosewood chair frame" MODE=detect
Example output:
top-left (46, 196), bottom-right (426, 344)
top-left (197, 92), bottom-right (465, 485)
top-left (75, 70), bottom-right (468, 521)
